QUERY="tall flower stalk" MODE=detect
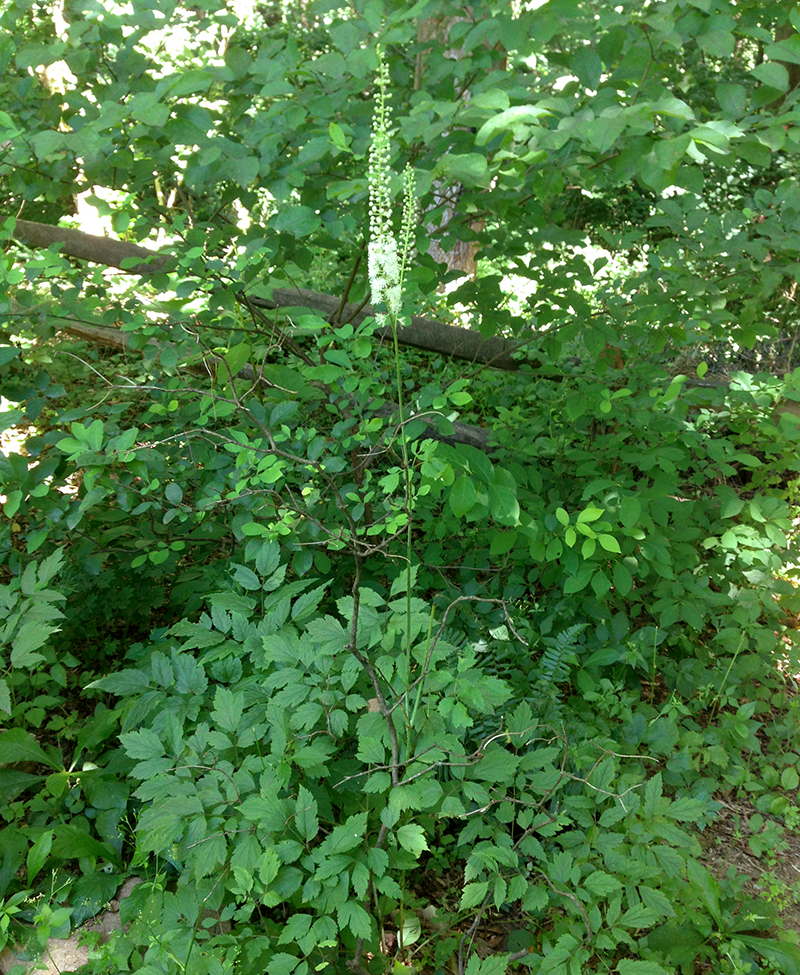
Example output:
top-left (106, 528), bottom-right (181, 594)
top-left (367, 45), bottom-right (419, 732)
top-left (368, 47), bottom-right (400, 325)
top-left (368, 47), bottom-right (418, 324)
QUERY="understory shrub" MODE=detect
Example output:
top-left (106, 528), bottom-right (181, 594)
top-left (75, 539), bottom-right (800, 975)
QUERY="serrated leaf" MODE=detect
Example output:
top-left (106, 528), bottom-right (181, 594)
top-left (318, 812), bottom-right (367, 856)
top-left (120, 728), bottom-right (164, 760)
top-left (338, 901), bottom-right (372, 939)
top-left (291, 740), bottom-right (333, 770)
top-left (267, 953), bottom-right (302, 975)
top-left (132, 757), bottom-right (174, 780)
top-left (643, 772), bottom-right (663, 819)
top-left (291, 582), bottom-right (328, 623)
top-left (211, 686), bottom-right (244, 733)
top-left (470, 748), bottom-right (520, 784)
top-left (11, 620), bottom-right (56, 666)
top-left (464, 952), bottom-right (511, 975)
top-left (240, 791), bottom-right (290, 832)
top-left (652, 845), bottom-right (684, 876)
top-left (278, 913), bottom-right (313, 945)
top-left (583, 870), bottom-right (623, 897)
top-left (665, 797), bottom-right (708, 822)
top-left (290, 701), bottom-right (325, 731)
top-left (620, 903), bottom-right (661, 929)
top-left (639, 885), bottom-right (676, 918)
top-left (460, 880), bottom-right (488, 910)
top-left (291, 787), bottom-right (317, 845)
top-left (357, 737), bottom-right (385, 763)
top-left (231, 563), bottom-right (260, 590)
top-left (350, 859), bottom-right (370, 899)
top-left (191, 832), bottom-right (227, 879)
top-left (37, 548), bottom-right (65, 586)
top-left (441, 796), bottom-right (466, 817)
top-left (396, 824), bottom-right (428, 857)
top-left (388, 566), bottom-right (416, 597)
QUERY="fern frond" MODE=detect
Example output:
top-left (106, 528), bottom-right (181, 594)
top-left (537, 624), bottom-right (587, 685)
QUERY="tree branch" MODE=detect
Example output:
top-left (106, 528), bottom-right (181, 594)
top-left (250, 287), bottom-right (527, 372)
top-left (6, 218), bottom-right (533, 371)
top-left (10, 218), bottom-right (176, 276)
top-left (59, 320), bottom-right (496, 452)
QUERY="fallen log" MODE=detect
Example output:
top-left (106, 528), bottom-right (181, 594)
top-left (684, 375), bottom-right (800, 424)
top-left (60, 320), bottom-right (496, 453)
top-left (246, 288), bottom-right (525, 371)
top-left (10, 218), bottom-right (176, 276)
top-left (8, 218), bottom-right (529, 371)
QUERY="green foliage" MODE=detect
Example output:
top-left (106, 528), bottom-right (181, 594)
top-left (0, 547), bottom-right (66, 720)
top-left (3, 0), bottom-right (800, 972)
top-left (74, 572), bottom-right (744, 975)
top-left (0, 556), bottom-right (131, 960)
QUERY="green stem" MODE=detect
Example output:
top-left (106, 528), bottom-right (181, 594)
top-left (389, 313), bottom-right (415, 751)
top-left (408, 603), bottom-right (435, 730)
top-left (710, 631), bottom-right (746, 719)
